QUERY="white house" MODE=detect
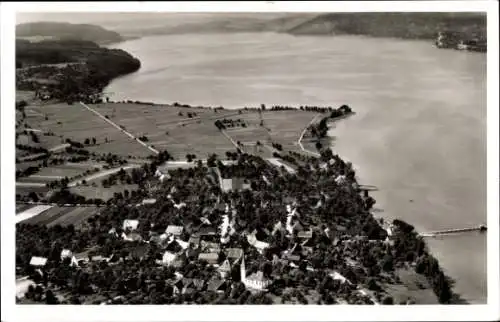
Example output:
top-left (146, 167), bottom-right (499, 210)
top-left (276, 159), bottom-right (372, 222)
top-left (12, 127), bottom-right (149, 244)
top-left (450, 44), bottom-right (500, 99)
top-left (246, 233), bottom-right (269, 254)
top-left (155, 169), bottom-right (171, 182)
top-left (218, 259), bottom-right (231, 278)
top-left (162, 251), bottom-right (177, 265)
top-left (60, 249), bottom-right (73, 261)
top-left (123, 219), bottom-right (139, 231)
top-left (29, 256), bottom-right (47, 267)
top-left (220, 214), bottom-right (230, 244)
top-left (142, 198), bottom-right (157, 205)
top-left (173, 201), bottom-right (186, 209)
top-left (329, 271), bottom-right (352, 285)
top-left (166, 225), bottom-right (184, 236)
top-left (121, 232), bottom-right (143, 242)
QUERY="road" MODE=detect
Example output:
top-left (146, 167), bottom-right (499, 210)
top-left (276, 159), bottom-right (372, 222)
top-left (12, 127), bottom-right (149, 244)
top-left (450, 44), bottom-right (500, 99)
top-left (267, 158), bottom-right (296, 174)
top-left (67, 164), bottom-right (142, 187)
top-left (298, 114), bottom-right (322, 157)
top-left (16, 182), bottom-right (47, 188)
top-left (79, 102), bottom-right (159, 155)
top-left (49, 143), bottom-right (71, 152)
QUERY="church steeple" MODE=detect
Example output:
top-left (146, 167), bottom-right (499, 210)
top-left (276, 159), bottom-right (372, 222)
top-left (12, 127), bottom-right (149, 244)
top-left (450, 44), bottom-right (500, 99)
top-left (240, 255), bottom-right (246, 280)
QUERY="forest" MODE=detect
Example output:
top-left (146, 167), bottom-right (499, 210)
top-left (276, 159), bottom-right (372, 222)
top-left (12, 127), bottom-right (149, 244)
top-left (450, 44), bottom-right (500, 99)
top-left (16, 39), bottom-right (141, 102)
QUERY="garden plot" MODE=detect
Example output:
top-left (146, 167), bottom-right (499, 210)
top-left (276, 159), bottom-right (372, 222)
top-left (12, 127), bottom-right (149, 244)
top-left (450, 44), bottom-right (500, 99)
top-left (21, 206), bottom-right (74, 225)
top-left (70, 184), bottom-right (138, 201)
top-left (16, 185), bottom-right (49, 196)
top-left (263, 111), bottom-right (321, 145)
top-left (46, 206), bottom-right (99, 228)
top-left (16, 204), bottom-right (36, 214)
top-left (16, 204), bottom-right (54, 224)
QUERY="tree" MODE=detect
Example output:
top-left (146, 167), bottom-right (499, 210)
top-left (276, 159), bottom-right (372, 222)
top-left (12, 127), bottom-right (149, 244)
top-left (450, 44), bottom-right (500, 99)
top-left (315, 141), bottom-right (323, 151)
top-left (382, 296), bottom-right (394, 305)
top-left (92, 137), bottom-right (97, 145)
top-left (84, 138), bottom-right (90, 145)
top-left (45, 290), bottom-right (59, 304)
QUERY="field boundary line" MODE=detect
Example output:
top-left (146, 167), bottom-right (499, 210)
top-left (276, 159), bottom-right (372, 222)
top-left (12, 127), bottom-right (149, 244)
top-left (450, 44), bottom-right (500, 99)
top-left (79, 102), bottom-right (159, 155)
top-left (67, 164), bottom-right (142, 187)
top-left (298, 114), bottom-right (322, 157)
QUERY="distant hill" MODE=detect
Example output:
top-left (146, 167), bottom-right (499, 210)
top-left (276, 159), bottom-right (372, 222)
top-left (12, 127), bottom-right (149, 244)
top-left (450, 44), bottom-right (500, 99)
top-left (16, 22), bottom-right (124, 45)
top-left (109, 14), bottom-right (316, 37)
top-left (286, 12), bottom-right (486, 40)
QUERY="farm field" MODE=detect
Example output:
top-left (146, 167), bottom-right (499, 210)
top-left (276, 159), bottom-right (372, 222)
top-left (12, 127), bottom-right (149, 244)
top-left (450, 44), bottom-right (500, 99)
top-left (16, 90), bottom-right (37, 104)
top-left (221, 110), bottom-right (322, 155)
top-left (17, 163), bottom-right (103, 185)
top-left (17, 100), bottom-right (319, 161)
top-left (16, 185), bottom-right (50, 196)
top-left (382, 268), bottom-right (439, 304)
top-left (15, 204), bottom-right (53, 224)
top-left (91, 102), bottom-right (241, 159)
top-left (18, 205), bottom-right (99, 229)
top-left (19, 102), bottom-right (152, 157)
top-left (16, 204), bottom-right (36, 214)
top-left (69, 184), bottom-right (138, 201)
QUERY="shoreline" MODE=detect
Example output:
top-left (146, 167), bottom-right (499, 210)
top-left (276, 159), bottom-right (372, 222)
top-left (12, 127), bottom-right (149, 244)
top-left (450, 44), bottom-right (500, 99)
top-left (15, 45), bottom-right (469, 305)
top-left (15, 89), bottom-right (465, 304)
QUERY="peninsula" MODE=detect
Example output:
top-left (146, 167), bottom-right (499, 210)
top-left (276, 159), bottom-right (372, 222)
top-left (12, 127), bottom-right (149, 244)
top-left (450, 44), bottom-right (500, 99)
top-left (15, 32), bottom-right (461, 306)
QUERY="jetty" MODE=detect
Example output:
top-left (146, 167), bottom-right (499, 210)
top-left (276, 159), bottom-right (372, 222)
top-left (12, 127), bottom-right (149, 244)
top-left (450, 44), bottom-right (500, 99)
top-left (420, 224), bottom-right (486, 237)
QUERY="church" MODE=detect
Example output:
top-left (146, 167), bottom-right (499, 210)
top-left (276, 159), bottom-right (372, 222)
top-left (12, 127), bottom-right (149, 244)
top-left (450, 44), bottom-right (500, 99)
top-left (240, 256), bottom-right (272, 291)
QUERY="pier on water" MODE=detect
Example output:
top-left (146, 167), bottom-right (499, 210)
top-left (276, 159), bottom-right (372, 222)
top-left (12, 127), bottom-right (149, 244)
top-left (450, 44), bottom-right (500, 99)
top-left (419, 224), bottom-right (487, 238)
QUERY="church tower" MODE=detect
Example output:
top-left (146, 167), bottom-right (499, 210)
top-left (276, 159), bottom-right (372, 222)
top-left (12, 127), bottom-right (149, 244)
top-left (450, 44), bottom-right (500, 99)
top-left (240, 256), bottom-right (246, 282)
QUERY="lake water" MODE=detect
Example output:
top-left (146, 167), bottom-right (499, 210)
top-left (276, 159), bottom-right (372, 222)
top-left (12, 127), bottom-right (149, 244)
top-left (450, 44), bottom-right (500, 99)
top-left (106, 33), bottom-right (487, 303)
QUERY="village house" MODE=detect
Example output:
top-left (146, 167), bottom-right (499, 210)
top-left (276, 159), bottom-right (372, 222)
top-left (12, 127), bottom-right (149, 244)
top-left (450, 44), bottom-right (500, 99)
top-left (121, 231), bottom-right (143, 242)
top-left (246, 233), bottom-right (269, 254)
top-left (60, 249), bottom-right (80, 267)
top-left (218, 259), bottom-right (232, 278)
top-left (329, 270), bottom-right (352, 285)
top-left (200, 241), bottom-right (221, 253)
top-left (207, 279), bottom-right (228, 293)
top-left (162, 251), bottom-right (177, 266)
top-left (297, 229), bottom-right (313, 239)
top-left (60, 249), bottom-right (73, 261)
top-left (188, 235), bottom-right (200, 249)
top-left (108, 227), bottom-right (118, 237)
top-left (166, 238), bottom-right (189, 253)
top-left (29, 256), bottom-right (47, 267)
top-left (224, 248), bottom-right (243, 263)
top-left (165, 225), bottom-right (184, 237)
top-left (220, 178), bottom-right (251, 193)
top-left (198, 252), bottom-right (219, 265)
top-left (123, 219), bottom-right (139, 231)
top-left (141, 198), bottom-right (157, 205)
top-left (173, 201), bottom-right (187, 209)
top-left (154, 169), bottom-right (171, 182)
